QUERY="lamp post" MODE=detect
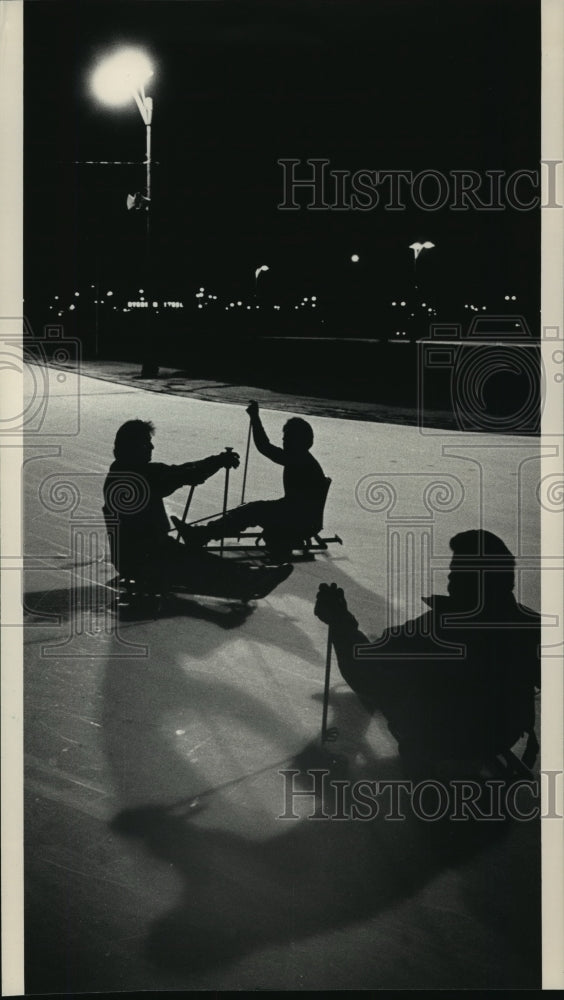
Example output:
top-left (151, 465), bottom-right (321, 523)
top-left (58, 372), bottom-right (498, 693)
top-left (408, 242), bottom-right (435, 338)
top-left (254, 264), bottom-right (269, 296)
top-left (408, 241), bottom-right (435, 289)
top-left (91, 47), bottom-right (157, 376)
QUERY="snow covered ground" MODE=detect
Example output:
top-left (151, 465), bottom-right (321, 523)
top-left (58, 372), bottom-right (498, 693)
top-left (20, 367), bottom-right (544, 991)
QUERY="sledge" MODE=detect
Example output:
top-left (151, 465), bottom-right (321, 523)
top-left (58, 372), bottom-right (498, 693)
top-left (203, 477), bottom-right (343, 560)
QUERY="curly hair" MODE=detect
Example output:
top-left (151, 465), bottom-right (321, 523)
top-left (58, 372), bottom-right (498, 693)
top-left (113, 419), bottom-right (155, 460)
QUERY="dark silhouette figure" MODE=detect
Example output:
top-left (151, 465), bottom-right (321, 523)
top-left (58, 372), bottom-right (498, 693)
top-left (103, 419), bottom-right (292, 602)
top-left (175, 401), bottom-right (327, 558)
top-left (315, 530), bottom-right (540, 776)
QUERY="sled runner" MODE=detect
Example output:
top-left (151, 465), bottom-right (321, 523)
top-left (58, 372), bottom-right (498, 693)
top-left (201, 477), bottom-right (343, 560)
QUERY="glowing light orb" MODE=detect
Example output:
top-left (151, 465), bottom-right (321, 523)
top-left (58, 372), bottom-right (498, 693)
top-left (91, 48), bottom-right (154, 107)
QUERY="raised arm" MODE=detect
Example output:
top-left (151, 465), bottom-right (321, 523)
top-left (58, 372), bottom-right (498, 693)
top-left (247, 400), bottom-right (285, 465)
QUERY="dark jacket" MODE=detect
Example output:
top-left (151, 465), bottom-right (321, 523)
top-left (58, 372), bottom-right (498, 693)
top-left (103, 456), bottom-right (221, 574)
top-left (250, 417), bottom-right (326, 512)
top-left (329, 593), bottom-right (540, 761)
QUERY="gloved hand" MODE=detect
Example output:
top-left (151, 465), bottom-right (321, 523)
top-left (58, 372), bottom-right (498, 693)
top-left (314, 582), bottom-right (349, 625)
top-left (246, 400), bottom-right (259, 419)
top-left (220, 450), bottom-right (240, 470)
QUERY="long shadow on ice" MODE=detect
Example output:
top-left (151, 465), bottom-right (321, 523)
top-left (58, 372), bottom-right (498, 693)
top-left (104, 653), bottom-right (540, 988)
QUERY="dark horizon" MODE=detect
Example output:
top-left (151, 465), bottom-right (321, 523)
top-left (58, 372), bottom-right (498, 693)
top-left (24, 0), bottom-right (541, 333)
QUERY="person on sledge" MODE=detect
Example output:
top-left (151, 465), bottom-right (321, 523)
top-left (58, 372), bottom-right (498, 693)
top-left (103, 419), bottom-right (293, 602)
top-left (314, 530), bottom-right (540, 776)
top-left (174, 401), bottom-right (327, 559)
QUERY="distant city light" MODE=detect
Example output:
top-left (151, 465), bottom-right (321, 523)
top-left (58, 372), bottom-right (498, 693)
top-left (400, 301), bottom-right (406, 307)
top-left (351, 254), bottom-right (360, 262)
top-left (107, 290), bottom-right (113, 297)
top-left (69, 305), bottom-right (75, 311)
top-left (152, 301), bottom-right (158, 308)
top-left (74, 292), bottom-right (80, 297)
top-left (311, 296), bottom-right (317, 301)
top-left (139, 289), bottom-right (144, 294)
top-left (237, 301), bottom-right (242, 307)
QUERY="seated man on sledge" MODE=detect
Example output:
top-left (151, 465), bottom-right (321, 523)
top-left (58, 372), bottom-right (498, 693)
top-left (314, 529), bottom-right (540, 777)
top-left (103, 419), bottom-right (292, 603)
top-left (174, 400), bottom-right (329, 559)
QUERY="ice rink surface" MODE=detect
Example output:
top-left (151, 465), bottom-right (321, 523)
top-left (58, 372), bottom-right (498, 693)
top-left (20, 367), bottom-right (542, 991)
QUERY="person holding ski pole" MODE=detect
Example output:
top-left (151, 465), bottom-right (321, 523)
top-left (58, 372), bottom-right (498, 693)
top-left (103, 419), bottom-right (292, 601)
top-left (176, 400), bottom-right (327, 559)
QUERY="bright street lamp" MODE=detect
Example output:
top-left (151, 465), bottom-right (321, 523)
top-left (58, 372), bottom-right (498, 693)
top-left (409, 241), bottom-right (436, 296)
top-left (408, 240), bottom-right (435, 260)
top-left (254, 264), bottom-right (270, 297)
top-left (91, 47), bottom-right (154, 210)
top-left (91, 48), bottom-right (153, 106)
top-left (90, 47), bottom-right (156, 375)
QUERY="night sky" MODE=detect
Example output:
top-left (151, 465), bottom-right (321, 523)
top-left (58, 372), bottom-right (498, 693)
top-left (24, 0), bottom-right (541, 330)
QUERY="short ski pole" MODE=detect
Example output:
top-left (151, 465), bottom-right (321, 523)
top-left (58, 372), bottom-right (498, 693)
top-left (176, 484), bottom-right (196, 543)
top-left (240, 420), bottom-right (252, 506)
top-left (220, 447), bottom-right (233, 557)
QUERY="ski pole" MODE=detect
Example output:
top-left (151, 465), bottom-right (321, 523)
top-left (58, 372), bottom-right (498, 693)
top-left (220, 447), bottom-right (233, 557)
top-left (240, 420), bottom-right (252, 506)
top-left (175, 484), bottom-right (196, 543)
top-left (321, 626), bottom-right (335, 743)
